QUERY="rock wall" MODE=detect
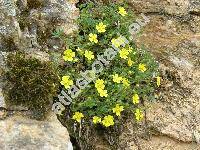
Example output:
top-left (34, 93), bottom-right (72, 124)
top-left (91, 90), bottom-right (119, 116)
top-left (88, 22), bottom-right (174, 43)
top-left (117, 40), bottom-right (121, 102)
top-left (0, 0), bottom-right (200, 149)
top-left (122, 0), bottom-right (200, 149)
top-left (0, 0), bottom-right (79, 149)
top-left (0, 0), bottom-right (79, 52)
top-left (0, 113), bottom-right (72, 150)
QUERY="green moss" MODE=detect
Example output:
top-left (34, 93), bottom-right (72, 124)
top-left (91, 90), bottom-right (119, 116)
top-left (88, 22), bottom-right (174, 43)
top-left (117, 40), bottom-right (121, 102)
top-left (3, 51), bottom-right (59, 120)
top-left (27, 0), bottom-right (44, 9)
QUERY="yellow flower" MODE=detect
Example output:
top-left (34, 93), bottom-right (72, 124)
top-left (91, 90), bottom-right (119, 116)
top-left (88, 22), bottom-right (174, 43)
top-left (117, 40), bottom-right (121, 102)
top-left (111, 38), bottom-right (121, 48)
top-left (89, 33), bottom-right (98, 43)
top-left (132, 94), bottom-right (139, 104)
top-left (138, 63), bottom-right (147, 72)
top-left (95, 79), bottom-right (107, 97)
top-left (118, 36), bottom-right (126, 45)
top-left (118, 7), bottom-right (127, 16)
top-left (96, 22), bottom-right (106, 33)
top-left (113, 104), bottom-right (124, 116)
top-left (97, 88), bottom-right (108, 97)
top-left (102, 115), bottom-right (114, 127)
top-left (95, 79), bottom-right (105, 89)
top-left (122, 78), bottom-right (130, 87)
top-left (128, 58), bottom-right (134, 66)
top-left (93, 116), bottom-right (101, 124)
top-left (112, 74), bottom-right (122, 83)
top-left (63, 49), bottom-right (75, 61)
top-left (156, 76), bottom-right (161, 87)
top-left (72, 112), bottom-right (84, 123)
top-left (135, 109), bottom-right (144, 121)
top-left (84, 50), bottom-right (94, 60)
top-left (119, 48), bottom-right (129, 59)
top-left (60, 76), bottom-right (73, 89)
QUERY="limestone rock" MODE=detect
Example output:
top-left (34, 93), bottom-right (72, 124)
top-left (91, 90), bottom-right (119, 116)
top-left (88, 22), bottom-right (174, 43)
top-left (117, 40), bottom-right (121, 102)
top-left (120, 1), bottom-right (200, 149)
top-left (0, 0), bottom-right (79, 52)
top-left (126, 136), bottom-right (200, 150)
top-left (0, 52), bottom-right (6, 109)
top-left (0, 88), bottom-right (5, 108)
top-left (135, 20), bottom-right (200, 141)
top-left (0, 113), bottom-right (72, 150)
top-left (128, 0), bottom-right (200, 16)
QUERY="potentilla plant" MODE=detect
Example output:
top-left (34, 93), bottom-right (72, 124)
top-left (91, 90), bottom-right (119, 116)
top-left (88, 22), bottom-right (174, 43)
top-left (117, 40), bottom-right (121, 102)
top-left (57, 3), bottom-right (160, 128)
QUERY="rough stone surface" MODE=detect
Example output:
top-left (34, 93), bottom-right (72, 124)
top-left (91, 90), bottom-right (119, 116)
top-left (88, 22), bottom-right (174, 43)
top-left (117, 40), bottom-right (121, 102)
top-left (0, 0), bottom-right (78, 149)
top-left (0, 88), bottom-right (5, 108)
top-left (128, 0), bottom-right (200, 16)
top-left (127, 136), bottom-right (200, 150)
top-left (133, 14), bottom-right (200, 142)
top-left (1, 0), bottom-right (200, 149)
top-left (0, 51), bottom-right (73, 149)
top-left (0, 113), bottom-right (72, 150)
top-left (0, 0), bottom-right (79, 52)
top-left (0, 51), bottom-right (6, 108)
top-left (121, 0), bottom-right (200, 149)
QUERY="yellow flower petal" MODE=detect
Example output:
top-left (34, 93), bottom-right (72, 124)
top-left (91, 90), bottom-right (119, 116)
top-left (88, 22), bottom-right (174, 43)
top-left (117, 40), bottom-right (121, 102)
top-left (102, 115), bottom-right (114, 127)
top-left (122, 78), bottom-right (130, 87)
top-left (156, 76), bottom-right (161, 87)
top-left (95, 79), bottom-right (105, 89)
top-left (89, 33), bottom-right (98, 43)
top-left (93, 116), bottom-right (101, 124)
top-left (138, 64), bottom-right (147, 72)
top-left (119, 48), bottom-right (129, 59)
top-left (72, 112), bottom-right (84, 123)
top-left (112, 74), bottom-right (122, 83)
top-left (111, 38), bottom-right (121, 48)
top-left (118, 7), bottom-right (127, 16)
top-left (84, 50), bottom-right (94, 60)
top-left (63, 49), bottom-right (75, 61)
top-left (97, 88), bottom-right (108, 97)
top-left (132, 94), bottom-right (139, 104)
top-left (60, 75), bottom-right (73, 89)
top-left (135, 109), bottom-right (143, 121)
top-left (96, 22), bottom-right (106, 33)
top-left (128, 58), bottom-right (134, 66)
top-left (113, 104), bottom-right (124, 116)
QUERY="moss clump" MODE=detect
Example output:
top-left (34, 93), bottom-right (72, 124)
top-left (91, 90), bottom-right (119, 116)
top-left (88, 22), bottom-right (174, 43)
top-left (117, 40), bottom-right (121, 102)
top-left (3, 51), bottom-right (59, 120)
top-left (27, 0), bottom-right (44, 9)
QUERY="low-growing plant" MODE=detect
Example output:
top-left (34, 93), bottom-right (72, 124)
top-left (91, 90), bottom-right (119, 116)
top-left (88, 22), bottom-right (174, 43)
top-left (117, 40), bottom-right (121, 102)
top-left (3, 51), bottom-right (59, 120)
top-left (56, 2), bottom-right (160, 149)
